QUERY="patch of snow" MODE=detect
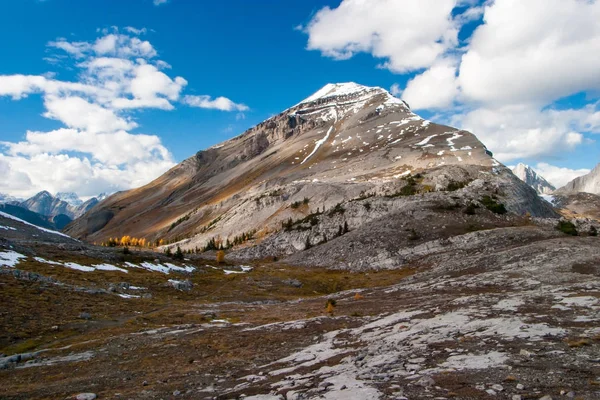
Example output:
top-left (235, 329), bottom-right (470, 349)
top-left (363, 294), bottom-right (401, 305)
top-left (393, 170), bottom-right (411, 179)
top-left (0, 250), bottom-right (26, 267)
top-left (415, 134), bottom-right (438, 146)
top-left (93, 263), bottom-right (128, 273)
top-left (0, 225), bottom-right (16, 231)
top-left (540, 194), bottom-right (555, 204)
top-left (118, 293), bottom-right (140, 299)
top-left (63, 262), bottom-right (95, 272)
top-left (301, 123), bottom-right (335, 165)
top-left (34, 257), bottom-right (62, 266)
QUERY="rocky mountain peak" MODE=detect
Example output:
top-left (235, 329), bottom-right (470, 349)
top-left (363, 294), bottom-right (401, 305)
top-left (557, 162), bottom-right (600, 195)
top-left (511, 163), bottom-right (555, 195)
top-left (56, 192), bottom-right (83, 207)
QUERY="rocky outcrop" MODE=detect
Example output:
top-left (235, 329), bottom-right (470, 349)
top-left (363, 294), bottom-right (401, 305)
top-left (557, 162), bottom-right (600, 195)
top-left (18, 191), bottom-right (107, 220)
top-left (511, 163), bottom-right (555, 194)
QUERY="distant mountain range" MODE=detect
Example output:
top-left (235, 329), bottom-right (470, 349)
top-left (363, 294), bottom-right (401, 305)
top-left (511, 163), bottom-right (555, 195)
top-left (0, 191), bottom-right (109, 230)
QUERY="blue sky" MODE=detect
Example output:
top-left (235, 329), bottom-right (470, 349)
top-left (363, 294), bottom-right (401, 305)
top-left (0, 0), bottom-right (599, 197)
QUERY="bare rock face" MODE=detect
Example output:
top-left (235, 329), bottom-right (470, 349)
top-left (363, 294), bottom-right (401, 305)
top-left (550, 191), bottom-right (600, 221)
top-left (557, 162), bottom-right (600, 195)
top-left (65, 82), bottom-right (556, 262)
top-left (511, 163), bottom-right (555, 194)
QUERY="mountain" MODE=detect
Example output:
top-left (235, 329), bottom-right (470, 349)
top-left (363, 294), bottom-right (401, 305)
top-left (66, 82), bottom-right (554, 263)
top-left (511, 163), bottom-right (555, 194)
top-left (557, 162), bottom-right (600, 195)
top-left (56, 192), bottom-right (83, 207)
top-left (20, 191), bottom-right (72, 218)
top-left (18, 191), bottom-right (109, 221)
top-left (0, 193), bottom-right (22, 204)
top-left (0, 204), bottom-right (56, 230)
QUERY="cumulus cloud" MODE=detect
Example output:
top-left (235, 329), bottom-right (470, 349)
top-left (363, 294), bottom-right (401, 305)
top-left (0, 28), bottom-right (246, 198)
top-left (304, 0), bottom-right (600, 162)
top-left (303, 0), bottom-right (459, 73)
top-left (459, 0), bottom-right (600, 106)
top-left (453, 105), bottom-right (591, 162)
top-left (402, 58), bottom-right (459, 109)
top-left (183, 95), bottom-right (249, 111)
top-left (532, 162), bottom-right (591, 189)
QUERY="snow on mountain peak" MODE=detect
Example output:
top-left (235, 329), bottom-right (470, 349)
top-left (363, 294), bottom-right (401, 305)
top-left (300, 82), bottom-right (388, 104)
top-left (512, 163), bottom-right (555, 195)
top-left (56, 192), bottom-right (83, 206)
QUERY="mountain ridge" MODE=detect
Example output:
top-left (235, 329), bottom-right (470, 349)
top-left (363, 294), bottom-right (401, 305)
top-left (65, 82), bottom-right (555, 263)
top-left (556, 162), bottom-right (600, 195)
top-left (511, 163), bottom-right (555, 195)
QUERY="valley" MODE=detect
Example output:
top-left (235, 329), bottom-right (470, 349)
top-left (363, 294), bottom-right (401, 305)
top-left (1, 83), bottom-right (600, 400)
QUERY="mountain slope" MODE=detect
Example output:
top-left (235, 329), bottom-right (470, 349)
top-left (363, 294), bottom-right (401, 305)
top-left (56, 192), bottom-right (83, 207)
top-left (19, 191), bottom-right (106, 220)
top-left (66, 83), bottom-right (555, 255)
top-left (0, 204), bottom-right (56, 230)
top-left (511, 163), bottom-right (555, 194)
top-left (557, 162), bottom-right (600, 195)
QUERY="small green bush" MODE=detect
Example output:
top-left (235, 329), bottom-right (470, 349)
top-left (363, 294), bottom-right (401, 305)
top-left (464, 202), bottom-right (478, 215)
top-left (556, 221), bottom-right (578, 236)
top-left (589, 226), bottom-right (598, 237)
top-left (480, 195), bottom-right (507, 214)
top-left (328, 203), bottom-right (346, 217)
top-left (446, 180), bottom-right (467, 191)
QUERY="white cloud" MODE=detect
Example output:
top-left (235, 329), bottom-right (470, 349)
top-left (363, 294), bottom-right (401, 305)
top-left (303, 0), bottom-right (600, 162)
top-left (303, 0), bottom-right (459, 73)
top-left (458, 0), bottom-right (600, 106)
top-left (532, 162), bottom-right (591, 189)
top-left (183, 95), bottom-right (249, 111)
top-left (0, 28), bottom-right (245, 198)
top-left (0, 153), bottom-right (174, 199)
top-left (124, 27), bottom-right (147, 35)
top-left (453, 104), bottom-right (591, 162)
top-left (43, 96), bottom-right (137, 133)
top-left (402, 59), bottom-right (459, 109)
top-left (389, 83), bottom-right (402, 97)
top-left (153, 0), bottom-right (168, 5)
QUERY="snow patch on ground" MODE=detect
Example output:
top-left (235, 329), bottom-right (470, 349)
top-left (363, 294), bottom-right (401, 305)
top-left (0, 250), bottom-right (26, 267)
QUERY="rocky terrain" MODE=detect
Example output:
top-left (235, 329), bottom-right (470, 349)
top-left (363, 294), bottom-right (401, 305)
top-left (2, 204), bottom-right (600, 399)
top-left (549, 192), bottom-right (600, 221)
top-left (0, 191), bottom-right (109, 231)
top-left (511, 164), bottom-right (555, 195)
top-left (557, 163), bottom-right (600, 195)
top-left (66, 83), bottom-right (552, 263)
top-left (19, 191), bottom-right (108, 220)
top-left (2, 83), bottom-right (600, 399)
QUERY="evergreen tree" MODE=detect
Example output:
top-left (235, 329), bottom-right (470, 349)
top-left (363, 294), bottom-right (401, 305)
top-left (174, 246), bottom-right (184, 260)
top-left (343, 221), bottom-right (349, 234)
